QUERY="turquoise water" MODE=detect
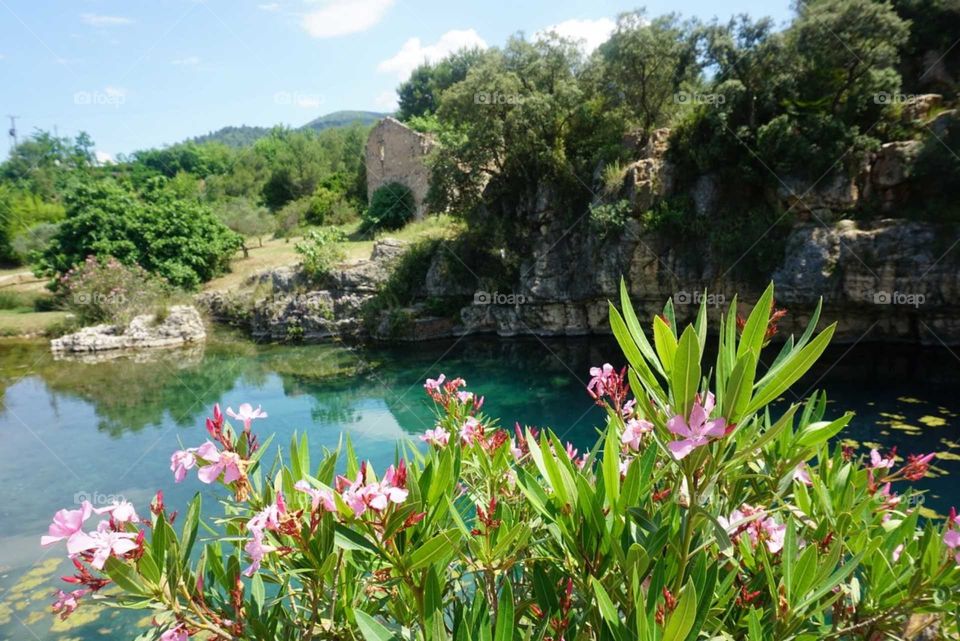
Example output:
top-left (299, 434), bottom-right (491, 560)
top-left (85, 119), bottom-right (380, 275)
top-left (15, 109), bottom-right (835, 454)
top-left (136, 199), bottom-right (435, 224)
top-left (1, 332), bottom-right (958, 639)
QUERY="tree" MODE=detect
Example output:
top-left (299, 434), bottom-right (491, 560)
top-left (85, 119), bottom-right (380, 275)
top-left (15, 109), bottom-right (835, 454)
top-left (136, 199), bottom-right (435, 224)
top-left (216, 197), bottom-right (276, 255)
top-left (594, 11), bottom-right (701, 132)
top-left (396, 48), bottom-right (489, 120)
top-left (37, 178), bottom-right (242, 289)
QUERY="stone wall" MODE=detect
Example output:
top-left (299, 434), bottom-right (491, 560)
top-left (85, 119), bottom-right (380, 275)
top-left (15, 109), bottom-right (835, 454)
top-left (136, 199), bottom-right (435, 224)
top-left (365, 117), bottom-right (436, 219)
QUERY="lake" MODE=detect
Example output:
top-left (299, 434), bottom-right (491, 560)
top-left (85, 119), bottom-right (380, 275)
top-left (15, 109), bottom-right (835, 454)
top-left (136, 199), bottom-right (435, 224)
top-left (1, 330), bottom-right (959, 639)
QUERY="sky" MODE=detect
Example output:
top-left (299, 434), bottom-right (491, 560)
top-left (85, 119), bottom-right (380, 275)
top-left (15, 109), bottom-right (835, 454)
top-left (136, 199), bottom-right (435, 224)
top-left (0, 0), bottom-right (794, 160)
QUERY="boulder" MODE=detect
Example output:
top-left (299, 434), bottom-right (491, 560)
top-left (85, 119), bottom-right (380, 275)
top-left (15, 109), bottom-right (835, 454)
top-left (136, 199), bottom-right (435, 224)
top-left (51, 305), bottom-right (206, 353)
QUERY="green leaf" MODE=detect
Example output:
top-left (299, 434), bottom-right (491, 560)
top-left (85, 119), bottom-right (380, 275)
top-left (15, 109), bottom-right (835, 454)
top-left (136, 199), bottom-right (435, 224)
top-left (671, 326), bottom-right (702, 418)
top-left (620, 278), bottom-right (665, 377)
top-left (610, 303), bottom-right (665, 400)
top-left (737, 282), bottom-right (774, 360)
top-left (494, 579), bottom-right (515, 641)
top-left (104, 557), bottom-right (149, 596)
top-left (722, 350), bottom-right (757, 424)
top-left (180, 493), bottom-right (201, 562)
top-left (653, 315), bottom-right (678, 374)
top-left (590, 577), bottom-right (620, 628)
top-left (408, 530), bottom-right (459, 571)
top-left (355, 610), bottom-right (398, 641)
top-left (662, 580), bottom-right (697, 641)
top-left (744, 323), bottom-right (836, 415)
top-left (794, 413), bottom-right (854, 448)
top-left (251, 573), bottom-right (265, 613)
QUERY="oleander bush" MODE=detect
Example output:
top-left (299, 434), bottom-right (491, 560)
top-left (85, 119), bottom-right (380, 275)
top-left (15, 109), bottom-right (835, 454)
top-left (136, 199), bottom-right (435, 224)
top-left (53, 255), bottom-right (167, 326)
top-left (41, 283), bottom-right (960, 640)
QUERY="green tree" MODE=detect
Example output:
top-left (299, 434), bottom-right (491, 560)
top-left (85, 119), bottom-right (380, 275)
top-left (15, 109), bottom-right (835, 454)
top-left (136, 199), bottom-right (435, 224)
top-left (396, 48), bottom-right (489, 120)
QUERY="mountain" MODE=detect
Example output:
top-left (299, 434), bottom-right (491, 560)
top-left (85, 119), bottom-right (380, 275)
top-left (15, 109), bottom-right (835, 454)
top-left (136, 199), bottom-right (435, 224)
top-left (301, 110), bottom-right (391, 132)
top-left (190, 110), bottom-right (392, 148)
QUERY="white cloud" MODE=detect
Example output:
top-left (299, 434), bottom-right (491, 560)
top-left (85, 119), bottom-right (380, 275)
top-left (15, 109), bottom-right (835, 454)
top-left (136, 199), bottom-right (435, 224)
top-left (172, 56), bottom-right (201, 66)
top-left (95, 150), bottom-right (114, 165)
top-left (81, 14), bottom-right (134, 27)
top-left (375, 90), bottom-right (397, 111)
top-left (301, 0), bottom-right (394, 38)
top-left (258, 2), bottom-right (281, 10)
top-left (378, 29), bottom-right (487, 81)
top-left (535, 18), bottom-right (615, 53)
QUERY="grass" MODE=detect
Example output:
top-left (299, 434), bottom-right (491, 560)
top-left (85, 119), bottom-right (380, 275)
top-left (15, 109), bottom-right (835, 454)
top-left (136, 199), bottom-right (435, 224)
top-left (0, 310), bottom-right (69, 336)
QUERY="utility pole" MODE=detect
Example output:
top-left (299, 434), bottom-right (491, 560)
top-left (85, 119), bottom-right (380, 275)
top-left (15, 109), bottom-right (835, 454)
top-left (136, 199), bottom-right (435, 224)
top-left (6, 115), bottom-right (18, 153)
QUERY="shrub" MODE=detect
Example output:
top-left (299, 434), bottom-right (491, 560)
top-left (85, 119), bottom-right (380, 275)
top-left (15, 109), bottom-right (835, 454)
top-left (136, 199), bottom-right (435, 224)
top-left (215, 197), bottom-right (276, 253)
top-left (364, 182), bottom-right (416, 231)
top-left (38, 283), bottom-right (960, 640)
top-left (294, 227), bottom-right (347, 280)
top-left (36, 178), bottom-right (243, 290)
top-left (53, 255), bottom-right (167, 325)
top-left (589, 199), bottom-right (633, 238)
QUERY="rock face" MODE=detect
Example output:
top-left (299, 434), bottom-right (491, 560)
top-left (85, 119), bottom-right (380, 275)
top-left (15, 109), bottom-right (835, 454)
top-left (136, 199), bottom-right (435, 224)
top-left (51, 305), bottom-right (206, 353)
top-left (198, 239), bottom-right (450, 342)
top-left (365, 118), bottom-right (436, 219)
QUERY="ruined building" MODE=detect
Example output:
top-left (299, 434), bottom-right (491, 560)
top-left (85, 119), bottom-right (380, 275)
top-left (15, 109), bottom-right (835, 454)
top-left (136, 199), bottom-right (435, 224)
top-left (364, 117), bottom-right (436, 219)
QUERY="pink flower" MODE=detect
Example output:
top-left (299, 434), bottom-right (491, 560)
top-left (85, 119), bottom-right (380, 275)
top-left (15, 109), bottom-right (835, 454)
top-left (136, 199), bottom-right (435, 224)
top-left (247, 493), bottom-right (286, 533)
top-left (892, 543), bottom-right (905, 563)
top-left (336, 462), bottom-right (408, 517)
top-left (72, 523), bottom-right (139, 569)
top-left (159, 624), bottom-right (189, 641)
top-left (51, 588), bottom-right (87, 620)
top-left (424, 374), bottom-right (446, 392)
top-left (792, 464), bottom-right (812, 486)
top-left (170, 448), bottom-right (198, 483)
top-left (243, 529), bottom-right (275, 577)
top-left (41, 502), bottom-right (93, 553)
top-left (294, 480), bottom-right (335, 512)
top-left (420, 427), bottom-right (450, 448)
top-left (94, 500), bottom-right (140, 524)
top-left (621, 399), bottom-right (637, 418)
top-left (457, 391), bottom-right (474, 403)
top-left (460, 417), bottom-right (482, 446)
top-left (587, 364), bottom-right (615, 397)
top-left (195, 442), bottom-right (244, 484)
top-left (870, 449), bottom-right (895, 470)
top-left (718, 504), bottom-right (786, 554)
top-left (226, 403), bottom-right (267, 431)
top-left (621, 417), bottom-right (653, 451)
top-left (666, 393), bottom-right (727, 460)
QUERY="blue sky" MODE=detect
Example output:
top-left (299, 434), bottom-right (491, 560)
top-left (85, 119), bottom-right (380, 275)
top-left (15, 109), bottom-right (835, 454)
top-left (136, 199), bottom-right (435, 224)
top-left (0, 0), bottom-right (794, 160)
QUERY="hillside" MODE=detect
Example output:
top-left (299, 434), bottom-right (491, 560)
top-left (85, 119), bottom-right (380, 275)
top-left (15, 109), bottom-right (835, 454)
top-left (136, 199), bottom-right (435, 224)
top-left (190, 110), bottom-right (391, 147)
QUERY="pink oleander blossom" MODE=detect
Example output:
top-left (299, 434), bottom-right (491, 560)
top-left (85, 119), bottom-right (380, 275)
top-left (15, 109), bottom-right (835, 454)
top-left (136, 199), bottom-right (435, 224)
top-left (718, 504), bottom-right (786, 554)
top-left (621, 417), bottom-right (653, 451)
top-left (159, 624), bottom-right (189, 641)
top-left (460, 417), bottom-right (482, 446)
top-left (892, 543), bottom-right (905, 563)
top-left (425, 374), bottom-right (446, 393)
top-left (226, 403), bottom-right (267, 431)
top-left (94, 500), bottom-right (139, 524)
top-left (51, 588), bottom-right (87, 620)
top-left (170, 448), bottom-right (198, 483)
top-left (666, 393), bottom-right (727, 460)
top-left (71, 523), bottom-right (139, 570)
top-left (587, 363), bottom-right (615, 396)
top-left (420, 427), bottom-right (450, 448)
top-left (41, 502), bottom-right (93, 553)
top-left (870, 448), bottom-right (895, 470)
top-left (944, 508), bottom-right (960, 565)
top-left (336, 462), bottom-right (409, 517)
top-left (792, 464), bottom-right (812, 486)
top-left (195, 442), bottom-right (244, 484)
top-left (243, 529), bottom-right (276, 577)
top-left (294, 480), bottom-right (336, 512)
top-left (247, 493), bottom-right (286, 533)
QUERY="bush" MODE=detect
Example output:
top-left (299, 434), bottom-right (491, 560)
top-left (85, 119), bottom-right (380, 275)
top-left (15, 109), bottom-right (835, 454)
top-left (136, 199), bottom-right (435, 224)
top-left (35, 178), bottom-right (243, 290)
top-left (589, 199), bottom-right (633, 238)
top-left (215, 197), bottom-right (276, 251)
top-left (53, 255), bottom-right (167, 325)
top-left (294, 227), bottom-right (347, 280)
top-left (38, 284), bottom-right (960, 640)
top-left (364, 182), bottom-right (416, 231)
